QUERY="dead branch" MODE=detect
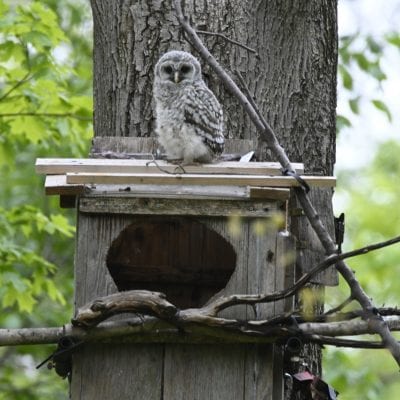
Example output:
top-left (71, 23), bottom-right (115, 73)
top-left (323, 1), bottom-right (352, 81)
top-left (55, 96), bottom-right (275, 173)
top-left (1, 291), bottom-right (399, 348)
top-left (173, 0), bottom-right (400, 365)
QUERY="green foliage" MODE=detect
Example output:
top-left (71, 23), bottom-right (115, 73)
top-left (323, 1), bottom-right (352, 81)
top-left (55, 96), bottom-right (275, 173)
top-left (0, 0), bottom-right (92, 398)
top-left (324, 140), bottom-right (400, 399)
top-left (337, 32), bottom-right (393, 133)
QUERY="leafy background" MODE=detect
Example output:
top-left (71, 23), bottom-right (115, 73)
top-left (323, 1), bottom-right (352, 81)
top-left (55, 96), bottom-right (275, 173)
top-left (0, 0), bottom-right (399, 399)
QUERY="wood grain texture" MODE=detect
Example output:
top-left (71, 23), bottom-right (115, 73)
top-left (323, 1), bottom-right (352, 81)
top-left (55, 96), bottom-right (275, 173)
top-left (290, 187), bottom-right (338, 286)
top-left (44, 175), bottom-right (84, 196)
top-left (67, 172), bottom-right (336, 188)
top-left (163, 344), bottom-right (246, 400)
top-left (79, 196), bottom-right (278, 217)
top-left (36, 157), bottom-right (304, 176)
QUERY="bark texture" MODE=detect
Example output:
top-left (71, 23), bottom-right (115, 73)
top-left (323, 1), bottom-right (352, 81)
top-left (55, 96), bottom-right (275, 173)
top-left (92, 0), bottom-right (336, 174)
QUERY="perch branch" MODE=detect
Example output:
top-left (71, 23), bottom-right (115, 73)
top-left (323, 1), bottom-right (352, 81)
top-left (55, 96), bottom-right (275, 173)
top-left (173, 0), bottom-right (400, 365)
top-left (1, 293), bottom-right (400, 348)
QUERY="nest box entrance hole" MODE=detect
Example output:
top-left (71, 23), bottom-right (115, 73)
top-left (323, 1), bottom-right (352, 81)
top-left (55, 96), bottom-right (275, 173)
top-left (106, 218), bottom-right (237, 309)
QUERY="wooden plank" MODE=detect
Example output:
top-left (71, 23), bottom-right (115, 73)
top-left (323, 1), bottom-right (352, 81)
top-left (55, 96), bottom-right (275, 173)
top-left (36, 157), bottom-right (304, 176)
top-left (89, 184), bottom-right (250, 200)
top-left (163, 344), bottom-right (245, 400)
top-left (79, 196), bottom-right (277, 217)
top-left (67, 172), bottom-right (336, 188)
top-left (45, 175), bottom-right (85, 195)
top-left (249, 186), bottom-right (290, 201)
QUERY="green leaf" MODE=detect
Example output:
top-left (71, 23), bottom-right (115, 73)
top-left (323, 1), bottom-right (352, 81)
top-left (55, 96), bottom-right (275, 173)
top-left (336, 115), bottom-right (352, 133)
top-left (366, 36), bottom-right (383, 54)
top-left (386, 33), bottom-right (400, 48)
top-left (371, 99), bottom-right (392, 122)
top-left (338, 65), bottom-right (353, 90)
top-left (353, 52), bottom-right (370, 71)
top-left (349, 97), bottom-right (360, 115)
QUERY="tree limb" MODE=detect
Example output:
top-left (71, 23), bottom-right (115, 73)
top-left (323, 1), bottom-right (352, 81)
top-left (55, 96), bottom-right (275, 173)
top-left (1, 293), bottom-right (399, 348)
top-left (173, 0), bottom-right (400, 366)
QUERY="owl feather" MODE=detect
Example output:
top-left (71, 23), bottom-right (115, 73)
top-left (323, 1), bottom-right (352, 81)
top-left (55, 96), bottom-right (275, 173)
top-left (153, 50), bottom-right (224, 164)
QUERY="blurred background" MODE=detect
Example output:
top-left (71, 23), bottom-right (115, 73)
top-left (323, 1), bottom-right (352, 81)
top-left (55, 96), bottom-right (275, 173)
top-left (0, 0), bottom-right (399, 398)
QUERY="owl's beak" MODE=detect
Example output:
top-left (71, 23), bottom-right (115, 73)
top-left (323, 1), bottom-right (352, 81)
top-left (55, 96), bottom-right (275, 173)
top-left (174, 71), bottom-right (181, 83)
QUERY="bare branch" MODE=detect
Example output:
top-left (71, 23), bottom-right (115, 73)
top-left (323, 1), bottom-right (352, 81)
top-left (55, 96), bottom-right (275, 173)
top-left (324, 297), bottom-right (354, 316)
top-left (196, 30), bottom-right (257, 54)
top-left (173, 0), bottom-right (400, 365)
top-left (205, 234), bottom-right (400, 316)
top-left (1, 295), bottom-right (400, 348)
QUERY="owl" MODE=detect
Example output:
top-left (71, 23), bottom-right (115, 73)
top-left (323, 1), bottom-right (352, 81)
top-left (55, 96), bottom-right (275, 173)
top-left (153, 50), bottom-right (224, 164)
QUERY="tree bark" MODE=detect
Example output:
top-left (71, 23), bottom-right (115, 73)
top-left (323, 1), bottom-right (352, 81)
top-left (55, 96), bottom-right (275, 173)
top-left (85, 1), bottom-right (338, 399)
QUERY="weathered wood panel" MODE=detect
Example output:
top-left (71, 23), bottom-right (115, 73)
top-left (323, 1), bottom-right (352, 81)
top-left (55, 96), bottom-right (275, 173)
top-left (36, 157), bottom-right (303, 176)
top-left (72, 344), bottom-right (163, 399)
top-left (290, 187), bottom-right (338, 285)
top-left (163, 344), bottom-right (246, 400)
top-left (79, 196), bottom-right (278, 218)
top-left (67, 172), bottom-right (336, 188)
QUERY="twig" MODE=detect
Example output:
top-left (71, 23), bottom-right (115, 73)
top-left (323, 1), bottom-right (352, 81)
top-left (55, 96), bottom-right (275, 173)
top-left (203, 234), bottom-right (400, 315)
top-left (324, 296), bottom-right (354, 316)
top-left (173, 0), bottom-right (400, 365)
top-left (0, 112), bottom-right (92, 121)
top-left (0, 73), bottom-right (32, 103)
top-left (196, 30), bottom-right (257, 54)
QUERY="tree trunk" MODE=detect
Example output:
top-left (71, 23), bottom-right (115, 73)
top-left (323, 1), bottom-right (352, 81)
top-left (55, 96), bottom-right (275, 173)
top-left (73, 0), bottom-right (338, 399)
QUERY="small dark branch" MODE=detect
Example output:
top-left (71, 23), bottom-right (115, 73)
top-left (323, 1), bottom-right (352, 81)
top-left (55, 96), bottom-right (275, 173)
top-left (324, 296), bottom-right (354, 316)
top-left (0, 73), bottom-right (32, 103)
top-left (0, 112), bottom-right (92, 121)
top-left (204, 235), bottom-right (400, 316)
top-left (173, 0), bottom-right (400, 366)
top-left (196, 30), bottom-right (257, 54)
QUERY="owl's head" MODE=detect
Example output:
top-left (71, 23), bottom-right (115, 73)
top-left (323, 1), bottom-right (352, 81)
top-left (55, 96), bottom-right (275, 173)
top-left (155, 51), bottom-right (201, 84)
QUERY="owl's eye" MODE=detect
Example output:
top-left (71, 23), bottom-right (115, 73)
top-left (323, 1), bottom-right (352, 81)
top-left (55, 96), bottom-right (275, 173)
top-left (162, 65), bottom-right (173, 74)
top-left (180, 65), bottom-right (191, 74)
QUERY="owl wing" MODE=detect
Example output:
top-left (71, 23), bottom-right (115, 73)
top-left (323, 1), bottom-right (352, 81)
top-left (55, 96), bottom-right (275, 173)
top-left (183, 83), bottom-right (224, 155)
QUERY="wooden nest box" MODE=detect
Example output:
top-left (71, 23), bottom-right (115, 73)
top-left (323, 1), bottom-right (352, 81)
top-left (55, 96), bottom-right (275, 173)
top-left (36, 138), bottom-right (336, 399)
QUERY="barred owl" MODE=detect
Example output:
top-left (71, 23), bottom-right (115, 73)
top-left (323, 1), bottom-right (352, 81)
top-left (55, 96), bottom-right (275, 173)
top-left (153, 50), bottom-right (224, 164)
